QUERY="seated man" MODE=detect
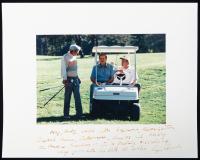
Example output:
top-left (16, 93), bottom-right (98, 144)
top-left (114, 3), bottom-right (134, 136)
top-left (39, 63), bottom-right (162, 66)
top-left (90, 53), bottom-right (115, 108)
top-left (113, 55), bottom-right (141, 94)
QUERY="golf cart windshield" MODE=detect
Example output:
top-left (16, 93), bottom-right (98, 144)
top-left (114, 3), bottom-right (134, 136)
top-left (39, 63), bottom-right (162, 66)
top-left (92, 46), bottom-right (139, 85)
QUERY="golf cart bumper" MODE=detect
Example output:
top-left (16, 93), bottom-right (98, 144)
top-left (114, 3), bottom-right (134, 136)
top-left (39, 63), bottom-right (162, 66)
top-left (93, 99), bottom-right (139, 106)
top-left (93, 85), bottom-right (139, 101)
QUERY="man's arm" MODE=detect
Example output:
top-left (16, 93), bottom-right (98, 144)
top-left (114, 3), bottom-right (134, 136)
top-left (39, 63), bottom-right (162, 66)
top-left (130, 69), bottom-right (138, 85)
top-left (90, 66), bottom-right (97, 84)
top-left (90, 66), bottom-right (102, 86)
top-left (91, 75), bottom-right (102, 86)
top-left (61, 56), bottom-right (68, 86)
top-left (107, 76), bottom-right (114, 83)
top-left (90, 77), bottom-right (96, 84)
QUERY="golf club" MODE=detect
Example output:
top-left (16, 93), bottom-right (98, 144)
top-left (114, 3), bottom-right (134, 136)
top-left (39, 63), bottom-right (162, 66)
top-left (40, 85), bottom-right (64, 92)
top-left (44, 85), bottom-right (65, 106)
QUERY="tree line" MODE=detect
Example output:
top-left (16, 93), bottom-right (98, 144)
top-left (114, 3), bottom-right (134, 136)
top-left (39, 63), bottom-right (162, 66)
top-left (36, 34), bottom-right (165, 57)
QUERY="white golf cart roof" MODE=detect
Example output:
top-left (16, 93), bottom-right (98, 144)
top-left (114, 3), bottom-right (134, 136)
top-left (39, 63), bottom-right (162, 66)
top-left (92, 46), bottom-right (139, 53)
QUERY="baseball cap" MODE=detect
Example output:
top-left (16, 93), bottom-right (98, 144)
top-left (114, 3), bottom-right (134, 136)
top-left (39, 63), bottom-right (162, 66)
top-left (120, 55), bottom-right (130, 61)
top-left (69, 44), bottom-right (81, 52)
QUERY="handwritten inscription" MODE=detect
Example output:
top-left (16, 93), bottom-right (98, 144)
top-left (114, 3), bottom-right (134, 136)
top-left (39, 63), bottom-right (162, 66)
top-left (37, 125), bottom-right (181, 156)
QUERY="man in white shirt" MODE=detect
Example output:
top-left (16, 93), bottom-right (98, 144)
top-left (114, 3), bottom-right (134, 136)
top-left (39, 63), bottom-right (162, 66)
top-left (113, 55), bottom-right (141, 94)
top-left (61, 44), bottom-right (83, 119)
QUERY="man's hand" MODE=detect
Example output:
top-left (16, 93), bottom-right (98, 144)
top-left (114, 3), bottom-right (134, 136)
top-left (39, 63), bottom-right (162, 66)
top-left (78, 77), bottom-right (81, 84)
top-left (130, 80), bottom-right (136, 86)
top-left (96, 82), bottom-right (102, 86)
top-left (107, 76), bottom-right (114, 84)
top-left (62, 80), bottom-right (68, 86)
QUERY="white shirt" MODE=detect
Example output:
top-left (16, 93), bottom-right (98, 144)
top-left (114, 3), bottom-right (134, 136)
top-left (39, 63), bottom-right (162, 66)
top-left (61, 52), bottom-right (78, 80)
top-left (113, 66), bottom-right (138, 84)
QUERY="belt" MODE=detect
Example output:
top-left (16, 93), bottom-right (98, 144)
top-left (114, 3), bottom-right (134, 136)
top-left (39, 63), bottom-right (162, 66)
top-left (97, 81), bottom-right (107, 83)
top-left (67, 76), bottom-right (78, 79)
top-left (67, 76), bottom-right (80, 84)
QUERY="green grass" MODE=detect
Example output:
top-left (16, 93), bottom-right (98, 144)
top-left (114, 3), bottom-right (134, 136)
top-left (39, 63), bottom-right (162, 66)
top-left (37, 53), bottom-right (165, 124)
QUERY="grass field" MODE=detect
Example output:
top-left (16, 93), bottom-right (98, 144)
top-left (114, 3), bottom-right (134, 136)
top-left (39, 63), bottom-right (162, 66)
top-left (37, 53), bottom-right (166, 124)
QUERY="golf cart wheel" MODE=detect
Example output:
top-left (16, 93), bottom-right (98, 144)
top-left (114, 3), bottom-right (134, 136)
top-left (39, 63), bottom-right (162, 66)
top-left (129, 103), bottom-right (140, 121)
top-left (90, 100), bottom-right (100, 118)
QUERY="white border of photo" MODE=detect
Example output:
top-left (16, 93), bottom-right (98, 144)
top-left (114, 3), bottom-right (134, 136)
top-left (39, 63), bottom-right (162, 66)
top-left (2, 3), bottom-right (197, 158)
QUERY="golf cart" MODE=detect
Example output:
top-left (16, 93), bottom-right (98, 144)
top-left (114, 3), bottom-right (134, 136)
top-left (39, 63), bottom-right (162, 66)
top-left (90, 46), bottom-right (140, 120)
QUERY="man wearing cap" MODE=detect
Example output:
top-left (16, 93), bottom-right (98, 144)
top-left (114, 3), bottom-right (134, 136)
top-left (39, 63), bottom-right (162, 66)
top-left (113, 55), bottom-right (141, 94)
top-left (61, 44), bottom-right (83, 119)
top-left (90, 53), bottom-right (115, 109)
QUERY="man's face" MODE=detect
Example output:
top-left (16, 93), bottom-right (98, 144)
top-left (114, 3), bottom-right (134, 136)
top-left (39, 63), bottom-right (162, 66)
top-left (71, 50), bottom-right (78, 56)
top-left (99, 55), bottom-right (107, 65)
top-left (121, 59), bottom-right (129, 67)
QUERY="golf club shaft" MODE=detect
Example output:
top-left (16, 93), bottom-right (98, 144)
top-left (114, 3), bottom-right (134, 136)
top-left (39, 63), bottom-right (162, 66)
top-left (44, 86), bottom-right (65, 106)
top-left (40, 85), bottom-right (63, 92)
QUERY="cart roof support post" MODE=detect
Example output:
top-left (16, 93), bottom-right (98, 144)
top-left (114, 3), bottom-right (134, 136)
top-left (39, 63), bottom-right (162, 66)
top-left (95, 46), bottom-right (98, 84)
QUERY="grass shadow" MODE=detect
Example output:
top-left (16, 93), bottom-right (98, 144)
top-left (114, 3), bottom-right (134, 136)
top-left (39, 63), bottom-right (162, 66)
top-left (37, 58), bottom-right (61, 61)
top-left (37, 113), bottom-right (132, 123)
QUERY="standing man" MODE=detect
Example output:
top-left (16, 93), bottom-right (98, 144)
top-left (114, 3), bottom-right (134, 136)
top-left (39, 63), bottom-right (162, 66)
top-left (90, 53), bottom-right (115, 109)
top-left (61, 44), bottom-right (83, 119)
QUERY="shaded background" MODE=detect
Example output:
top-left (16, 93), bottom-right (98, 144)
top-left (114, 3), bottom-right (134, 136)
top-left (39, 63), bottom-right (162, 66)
top-left (36, 34), bottom-right (166, 57)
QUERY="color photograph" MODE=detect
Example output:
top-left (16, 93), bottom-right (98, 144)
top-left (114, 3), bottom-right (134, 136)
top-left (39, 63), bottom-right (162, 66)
top-left (36, 34), bottom-right (166, 124)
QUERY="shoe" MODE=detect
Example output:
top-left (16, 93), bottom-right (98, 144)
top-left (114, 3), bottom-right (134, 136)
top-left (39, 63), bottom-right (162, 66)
top-left (63, 115), bottom-right (70, 119)
top-left (90, 103), bottom-right (92, 112)
top-left (75, 114), bottom-right (85, 119)
top-left (80, 115), bottom-right (85, 118)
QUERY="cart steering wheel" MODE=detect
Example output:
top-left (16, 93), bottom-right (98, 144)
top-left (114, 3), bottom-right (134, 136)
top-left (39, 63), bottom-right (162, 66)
top-left (116, 73), bottom-right (126, 86)
top-left (116, 73), bottom-right (126, 81)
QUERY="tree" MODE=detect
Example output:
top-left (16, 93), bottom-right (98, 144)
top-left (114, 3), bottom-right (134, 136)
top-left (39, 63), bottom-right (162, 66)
top-left (36, 34), bottom-right (166, 56)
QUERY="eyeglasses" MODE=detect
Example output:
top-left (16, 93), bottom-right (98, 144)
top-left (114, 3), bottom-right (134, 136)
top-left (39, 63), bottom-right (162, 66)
top-left (70, 50), bottom-right (78, 52)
